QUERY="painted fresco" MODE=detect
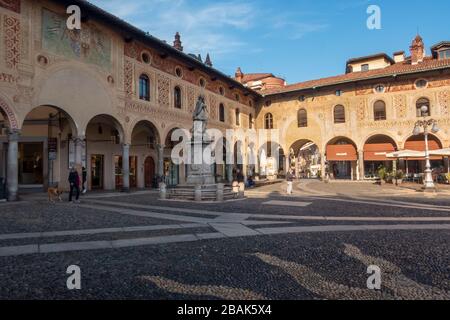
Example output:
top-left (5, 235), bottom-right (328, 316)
top-left (42, 8), bottom-right (111, 70)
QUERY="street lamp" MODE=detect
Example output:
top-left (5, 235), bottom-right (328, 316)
top-left (413, 105), bottom-right (440, 190)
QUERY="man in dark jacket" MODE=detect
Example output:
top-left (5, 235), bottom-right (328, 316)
top-left (68, 167), bottom-right (80, 203)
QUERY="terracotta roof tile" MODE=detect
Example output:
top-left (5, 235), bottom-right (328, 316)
top-left (241, 73), bottom-right (275, 82)
top-left (262, 57), bottom-right (450, 96)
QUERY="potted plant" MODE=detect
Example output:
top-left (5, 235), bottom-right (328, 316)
top-left (377, 166), bottom-right (387, 185)
top-left (395, 170), bottom-right (405, 186)
top-left (446, 173), bottom-right (450, 185)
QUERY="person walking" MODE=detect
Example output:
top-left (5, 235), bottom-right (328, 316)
top-left (286, 170), bottom-right (294, 195)
top-left (81, 166), bottom-right (87, 194)
top-left (68, 167), bottom-right (80, 203)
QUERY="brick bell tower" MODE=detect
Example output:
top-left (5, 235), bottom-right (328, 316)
top-left (410, 34), bottom-right (425, 65)
top-left (173, 32), bottom-right (183, 51)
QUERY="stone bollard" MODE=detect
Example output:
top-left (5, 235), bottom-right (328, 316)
top-left (159, 182), bottom-right (167, 200)
top-left (216, 183), bottom-right (224, 202)
top-left (195, 185), bottom-right (202, 202)
top-left (238, 182), bottom-right (245, 198)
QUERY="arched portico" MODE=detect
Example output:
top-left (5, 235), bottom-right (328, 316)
top-left (326, 136), bottom-right (358, 180)
top-left (85, 114), bottom-right (127, 191)
top-left (289, 139), bottom-right (321, 179)
top-left (362, 134), bottom-right (398, 180)
top-left (130, 120), bottom-right (160, 189)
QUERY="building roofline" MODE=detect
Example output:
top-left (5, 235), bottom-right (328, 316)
top-left (54, 0), bottom-right (262, 98)
top-left (262, 64), bottom-right (450, 97)
top-left (431, 41), bottom-right (450, 50)
top-left (346, 53), bottom-right (395, 66)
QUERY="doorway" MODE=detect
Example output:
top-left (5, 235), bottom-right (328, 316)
top-left (18, 142), bottom-right (44, 185)
top-left (144, 156), bottom-right (155, 188)
top-left (90, 155), bottom-right (104, 189)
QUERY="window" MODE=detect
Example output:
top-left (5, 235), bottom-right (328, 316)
top-left (335, 90), bottom-right (343, 96)
top-left (141, 52), bottom-right (151, 64)
top-left (219, 103), bottom-right (225, 122)
top-left (235, 109), bottom-right (240, 126)
top-left (334, 105), bottom-right (346, 123)
top-left (438, 49), bottom-right (450, 60)
top-left (265, 100), bottom-right (272, 107)
top-left (139, 74), bottom-right (150, 101)
top-left (415, 79), bottom-right (428, 89)
top-left (374, 84), bottom-right (385, 93)
top-left (199, 78), bottom-right (206, 87)
top-left (416, 98), bottom-right (430, 117)
top-left (249, 114), bottom-right (253, 129)
top-left (174, 86), bottom-right (182, 109)
top-left (175, 67), bottom-right (183, 78)
top-left (361, 64), bottom-right (369, 72)
top-left (265, 113), bottom-right (274, 129)
top-left (373, 100), bottom-right (386, 121)
top-left (219, 86), bottom-right (225, 96)
top-left (299, 95), bottom-right (306, 102)
top-left (297, 109), bottom-right (308, 127)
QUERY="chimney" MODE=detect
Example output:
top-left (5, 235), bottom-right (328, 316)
top-left (173, 32), bottom-right (183, 51)
top-left (235, 67), bottom-right (244, 83)
top-left (393, 51), bottom-right (405, 63)
top-left (410, 35), bottom-right (425, 65)
top-left (205, 53), bottom-right (213, 67)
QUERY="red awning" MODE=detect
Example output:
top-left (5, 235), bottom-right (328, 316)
top-left (404, 139), bottom-right (442, 160)
top-left (326, 144), bottom-right (357, 161)
top-left (364, 143), bottom-right (396, 161)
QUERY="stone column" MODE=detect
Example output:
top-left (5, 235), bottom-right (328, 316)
top-left (358, 150), bottom-right (364, 181)
top-left (157, 144), bottom-right (165, 180)
top-left (321, 152), bottom-right (327, 181)
top-left (7, 129), bottom-right (20, 202)
top-left (445, 157), bottom-right (449, 174)
top-left (73, 136), bottom-right (86, 171)
top-left (122, 144), bottom-right (130, 192)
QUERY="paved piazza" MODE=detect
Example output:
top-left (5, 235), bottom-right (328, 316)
top-left (0, 181), bottom-right (448, 300)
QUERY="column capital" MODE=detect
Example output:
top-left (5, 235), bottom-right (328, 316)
top-left (122, 143), bottom-right (130, 149)
top-left (7, 128), bottom-right (21, 141)
top-left (157, 144), bottom-right (165, 151)
top-left (72, 135), bottom-right (86, 143)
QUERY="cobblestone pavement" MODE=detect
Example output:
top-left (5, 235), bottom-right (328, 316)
top-left (0, 182), bottom-right (448, 300)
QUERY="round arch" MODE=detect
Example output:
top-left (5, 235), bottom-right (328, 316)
top-left (131, 120), bottom-right (161, 147)
top-left (326, 136), bottom-right (358, 180)
top-left (34, 65), bottom-right (115, 135)
top-left (0, 95), bottom-right (19, 129)
top-left (86, 114), bottom-right (125, 144)
top-left (21, 105), bottom-right (79, 136)
top-left (288, 139), bottom-right (321, 178)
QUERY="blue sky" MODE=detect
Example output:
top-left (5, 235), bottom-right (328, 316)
top-left (90, 0), bottom-right (450, 84)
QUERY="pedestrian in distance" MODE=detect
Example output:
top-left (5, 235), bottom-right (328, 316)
top-left (68, 167), bottom-right (81, 203)
top-left (286, 170), bottom-right (294, 195)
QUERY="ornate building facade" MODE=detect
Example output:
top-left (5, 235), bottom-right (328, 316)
top-left (1, 0), bottom-right (450, 201)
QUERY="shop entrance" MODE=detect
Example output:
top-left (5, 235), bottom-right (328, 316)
top-left (18, 142), bottom-right (44, 186)
top-left (90, 155), bottom-right (104, 189)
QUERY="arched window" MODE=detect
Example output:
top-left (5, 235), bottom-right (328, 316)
top-left (249, 114), bottom-right (253, 129)
top-left (334, 105), bottom-right (345, 124)
top-left (174, 86), bottom-right (182, 109)
top-left (219, 103), bottom-right (225, 122)
top-left (235, 109), bottom-right (240, 126)
top-left (139, 74), bottom-right (150, 101)
top-left (416, 97), bottom-right (430, 117)
top-left (298, 109), bottom-right (307, 127)
top-left (373, 100), bottom-right (386, 121)
top-left (265, 113), bottom-right (274, 129)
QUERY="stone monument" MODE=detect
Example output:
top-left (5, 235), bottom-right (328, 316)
top-left (186, 96), bottom-right (216, 185)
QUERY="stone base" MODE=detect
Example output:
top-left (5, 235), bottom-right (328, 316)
top-left (164, 184), bottom-right (238, 202)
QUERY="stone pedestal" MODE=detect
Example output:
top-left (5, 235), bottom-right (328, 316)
top-left (186, 140), bottom-right (215, 185)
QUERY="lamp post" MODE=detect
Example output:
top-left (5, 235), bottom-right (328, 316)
top-left (413, 105), bottom-right (439, 190)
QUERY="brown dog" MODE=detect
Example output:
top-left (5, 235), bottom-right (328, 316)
top-left (48, 187), bottom-right (64, 203)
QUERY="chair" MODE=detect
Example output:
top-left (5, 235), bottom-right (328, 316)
top-left (413, 174), bottom-right (421, 183)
